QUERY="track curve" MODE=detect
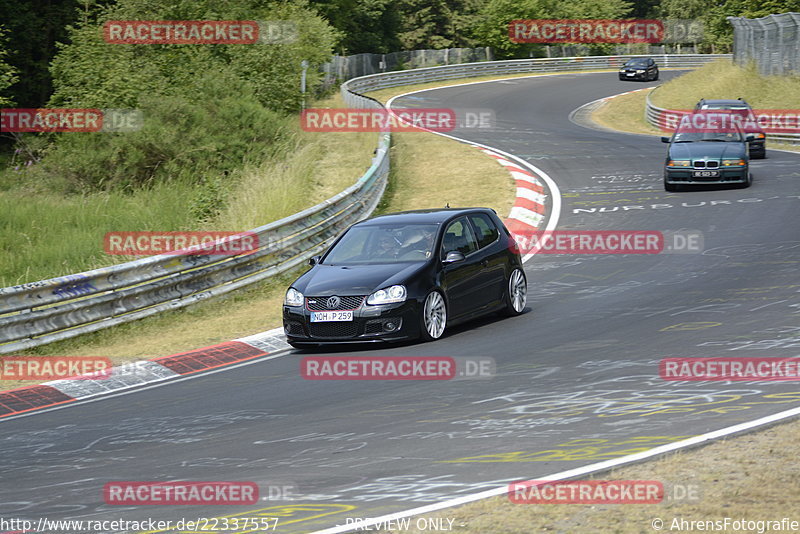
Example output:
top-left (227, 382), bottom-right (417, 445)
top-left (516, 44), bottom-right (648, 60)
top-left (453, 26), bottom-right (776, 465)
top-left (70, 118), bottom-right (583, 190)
top-left (2, 71), bottom-right (799, 534)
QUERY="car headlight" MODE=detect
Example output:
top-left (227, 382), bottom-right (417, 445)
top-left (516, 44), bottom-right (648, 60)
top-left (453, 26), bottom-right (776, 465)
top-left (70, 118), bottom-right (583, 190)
top-left (753, 133), bottom-right (766, 139)
top-left (667, 160), bottom-right (691, 167)
top-left (366, 285), bottom-right (407, 305)
top-left (722, 159), bottom-right (746, 166)
top-left (619, 68), bottom-right (626, 72)
top-left (284, 287), bottom-right (304, 307)
top-left (636, 69), bottom-right (645, 73)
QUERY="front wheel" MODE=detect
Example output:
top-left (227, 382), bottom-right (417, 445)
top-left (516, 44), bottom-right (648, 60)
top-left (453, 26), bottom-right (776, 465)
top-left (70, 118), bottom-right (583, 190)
top-left (420, 290), bottom-right (447, 341)
top-left (501, 268), bottom-right (527, 316)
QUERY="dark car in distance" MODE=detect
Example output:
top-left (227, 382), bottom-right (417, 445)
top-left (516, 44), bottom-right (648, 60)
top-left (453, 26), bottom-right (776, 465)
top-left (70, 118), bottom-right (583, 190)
top-left (283, 208), bottom-right (527, 347)
top-left (618, 57), bottom-right (659, 81)
top-left (693, 98), bottom-right (766, 158)
top-left (662, 112), bottom-right (752, 191)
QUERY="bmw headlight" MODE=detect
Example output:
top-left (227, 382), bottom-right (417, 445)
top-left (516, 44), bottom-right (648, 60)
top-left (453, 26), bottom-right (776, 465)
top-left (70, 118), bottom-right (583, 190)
top-left (636, 69), bottom-right (645, 73)
top-left (284, 287), bottom-right (304, 307)
top-left (722, 159), bottom-right (746, 166)
top-left (367, 285), bottom-right (407, 305)
top-left (667, 160), bottom-right (691, 167)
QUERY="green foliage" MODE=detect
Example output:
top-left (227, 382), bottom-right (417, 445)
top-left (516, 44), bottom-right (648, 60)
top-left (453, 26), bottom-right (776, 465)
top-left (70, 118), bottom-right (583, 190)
top-left (35, 71), bottom-right (289, 193)
top-left (396, 0), bottom-right (483, 49)
top-left (471, 0), bottom-right (633, 58)
top-left (309, 0), bottom-right (401, 53)
top-left (659, 0), bottom-right (800, 52)
top-left (0, 26), bottom-right (19, 107)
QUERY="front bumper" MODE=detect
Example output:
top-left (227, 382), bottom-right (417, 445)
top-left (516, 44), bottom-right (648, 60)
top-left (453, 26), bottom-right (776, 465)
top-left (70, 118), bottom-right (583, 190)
top-left (664, 166), bottom-right (749, 185)
top-left (283, 300), bottom-right (420, 344)
top-left (748, 139), bottom-right (766, 156)
top-left (619, 71), bottom-right (646, 80)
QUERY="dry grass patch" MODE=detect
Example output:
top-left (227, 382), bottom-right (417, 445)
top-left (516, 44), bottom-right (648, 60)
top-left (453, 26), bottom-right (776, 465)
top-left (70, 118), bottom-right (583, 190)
top-left (593, 60), bottom-right (800, 153)
top-left (379, 417), bottom-right (800, 533)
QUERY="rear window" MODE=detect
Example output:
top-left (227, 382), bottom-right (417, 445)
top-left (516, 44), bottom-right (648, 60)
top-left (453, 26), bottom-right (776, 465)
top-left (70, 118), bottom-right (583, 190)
top-left (469, 213), bottom-right (499, 249)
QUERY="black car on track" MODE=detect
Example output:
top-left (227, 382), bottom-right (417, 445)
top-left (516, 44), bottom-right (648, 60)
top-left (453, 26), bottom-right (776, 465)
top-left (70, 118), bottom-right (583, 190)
top-left (618, 57), bottom-right (659, 81)
top-left (283, 208), bottom-right (527, 347)
top-left (693, 98), bottom-right (767, 159)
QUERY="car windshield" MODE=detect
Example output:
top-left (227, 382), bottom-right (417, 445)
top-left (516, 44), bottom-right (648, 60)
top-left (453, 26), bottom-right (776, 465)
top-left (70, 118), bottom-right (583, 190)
top-left (322, 223), bottom-right (439, 264)
top-left (673, 130), bottom-right (744, 143)
top-left (624, 60), bottom-right (648, 67)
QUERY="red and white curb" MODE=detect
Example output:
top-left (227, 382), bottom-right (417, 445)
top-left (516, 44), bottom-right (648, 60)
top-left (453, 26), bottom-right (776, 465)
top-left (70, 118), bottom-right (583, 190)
top-left (0, 328), bottom-right (290, 419)
top-left (472, 146), bottom-right (547, 236)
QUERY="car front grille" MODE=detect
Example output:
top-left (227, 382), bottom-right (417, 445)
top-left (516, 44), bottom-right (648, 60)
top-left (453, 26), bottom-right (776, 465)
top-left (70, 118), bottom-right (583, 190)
top-left (308, 322), bottom-right (359, 338)
top-left (693, 160), bottom-right (719, 168)
top-left (306, 295), bottom-right (365, 311)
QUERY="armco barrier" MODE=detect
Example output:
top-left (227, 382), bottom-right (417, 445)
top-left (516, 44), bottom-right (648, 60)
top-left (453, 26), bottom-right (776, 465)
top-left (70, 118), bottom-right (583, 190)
top-left (645, 85), bottom-right (800, 145)
top-left (0, 54), bottom-right (723, 353)
top-left (342, 54), bottom-right (728, 94)
top-left (0, 93), bottom-right (389, 353)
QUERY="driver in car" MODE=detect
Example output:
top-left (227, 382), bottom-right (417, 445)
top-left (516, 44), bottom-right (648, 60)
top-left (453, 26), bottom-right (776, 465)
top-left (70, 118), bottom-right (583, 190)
top-left (398, 227), bottom-right (435, 259)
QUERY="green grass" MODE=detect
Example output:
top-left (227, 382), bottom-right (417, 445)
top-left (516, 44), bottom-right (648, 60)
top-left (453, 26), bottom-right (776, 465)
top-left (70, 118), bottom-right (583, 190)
top-left (0, 94), bottom-right (376, 287)
top-left (651, 59), bottom-right (800, 109)
top-left (592, 59), bottom-right (800, 154)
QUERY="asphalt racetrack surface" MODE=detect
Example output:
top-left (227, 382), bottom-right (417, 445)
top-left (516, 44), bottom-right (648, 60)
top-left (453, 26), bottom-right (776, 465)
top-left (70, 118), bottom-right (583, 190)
top-left (2, 71), bottom-right (799, 533)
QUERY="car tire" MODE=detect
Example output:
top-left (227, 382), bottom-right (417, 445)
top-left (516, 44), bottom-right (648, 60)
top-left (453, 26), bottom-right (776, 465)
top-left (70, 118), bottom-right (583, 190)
top-left (420, 290), bottom-right (447, 341)
top-left (653, 72), bottom-right (659, 81)
top-left (501, 268), bottom-right (527, 316)
top-left (738, 172), bottom-right (753, 189)
top-left (664, 181), bottom-right (679, 192)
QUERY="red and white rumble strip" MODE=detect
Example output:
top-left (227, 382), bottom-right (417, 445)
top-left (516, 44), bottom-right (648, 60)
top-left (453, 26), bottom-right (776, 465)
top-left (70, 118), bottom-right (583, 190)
top-left (471, 146), bottom-right (548, 240)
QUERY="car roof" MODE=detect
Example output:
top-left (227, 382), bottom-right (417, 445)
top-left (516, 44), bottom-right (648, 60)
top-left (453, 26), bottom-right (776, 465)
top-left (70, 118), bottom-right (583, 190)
top-left (357, 207), bottom-right (496, 226)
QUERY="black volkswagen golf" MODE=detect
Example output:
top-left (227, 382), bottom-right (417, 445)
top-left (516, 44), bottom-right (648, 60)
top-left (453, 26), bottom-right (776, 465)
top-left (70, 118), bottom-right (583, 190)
top-left (283, 208), bottom-right (527, 347)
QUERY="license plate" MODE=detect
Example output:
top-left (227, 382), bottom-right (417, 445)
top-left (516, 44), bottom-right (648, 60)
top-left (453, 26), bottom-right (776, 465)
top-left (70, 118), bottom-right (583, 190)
top-left (626, 72), bottom-right (635, 76)
top-left (310, 311), bottom-right (353, 322)
top-left (692, 170), bottom-right (719, 178)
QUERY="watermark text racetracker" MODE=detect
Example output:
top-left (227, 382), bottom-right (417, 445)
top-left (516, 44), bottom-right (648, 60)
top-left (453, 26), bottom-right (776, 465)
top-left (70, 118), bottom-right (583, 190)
top-left (661, 357), bottom-right (800, 381)
top-left (301, 108), bottom-right (496, 132)
top-left (511, 230), bottom-right (703, 255)
top-left (301, 356), bottom-right (495, 380)
top-left (0, 356), bottom-right (111, 381)
top-left (509, 19), bottom-right (703, 43)
top-left (103, 20), bottom-right (298, 44)
top-left (509, 480), bottom-right (701, 504)
top-left (104, 231), bottom-right (259, 256)
top-left (0, 516), bottom-right (279, 533)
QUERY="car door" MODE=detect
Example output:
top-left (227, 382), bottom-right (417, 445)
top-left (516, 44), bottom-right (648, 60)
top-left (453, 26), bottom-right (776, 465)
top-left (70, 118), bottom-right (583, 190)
top-left (438, 217), bottom-right (481, 320)
top-left (466, 213), bottom-right (507, 310)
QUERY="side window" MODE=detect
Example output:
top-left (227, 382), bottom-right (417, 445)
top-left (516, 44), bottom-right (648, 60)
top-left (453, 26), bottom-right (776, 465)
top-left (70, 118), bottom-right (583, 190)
top-left (441, 217), bottom-right (478, 257)
top-left (468, 213), bottom-right (499, 249)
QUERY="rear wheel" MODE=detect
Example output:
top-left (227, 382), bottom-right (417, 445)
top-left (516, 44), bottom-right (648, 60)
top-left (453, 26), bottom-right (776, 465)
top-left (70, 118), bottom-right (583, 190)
top-left (501, 268), bottom-right (527, 316)
top-left (420, 291), bottom-right (447, 341)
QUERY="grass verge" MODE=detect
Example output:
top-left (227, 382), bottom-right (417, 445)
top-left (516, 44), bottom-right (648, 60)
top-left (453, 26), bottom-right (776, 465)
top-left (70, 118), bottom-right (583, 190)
top-left (378, 416), bottom-right (800, 533)
top-left (591, 59), bottom-right (800, 152)
top-left (1, 75), bottom-right (522, 390)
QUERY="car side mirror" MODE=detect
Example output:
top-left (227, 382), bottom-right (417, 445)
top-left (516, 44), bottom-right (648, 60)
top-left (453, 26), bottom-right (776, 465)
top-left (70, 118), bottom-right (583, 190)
top-left (308, 255), bottom-right (321, 266)
top-left (745, 134), bottom-right (755, 141)
top-left (661, 137), bottom-right (671, 143)
top-left (443, 251), bottom-right (465, 264)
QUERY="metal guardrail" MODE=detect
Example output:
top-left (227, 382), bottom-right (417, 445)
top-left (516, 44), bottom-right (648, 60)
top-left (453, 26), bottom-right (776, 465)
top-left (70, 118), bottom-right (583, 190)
top-left (0, 53), bottom-right (728, 353)
top-left (645, 85), bottom-right (800, 145)
top-left (342, 54), bottom-right (728, 94)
